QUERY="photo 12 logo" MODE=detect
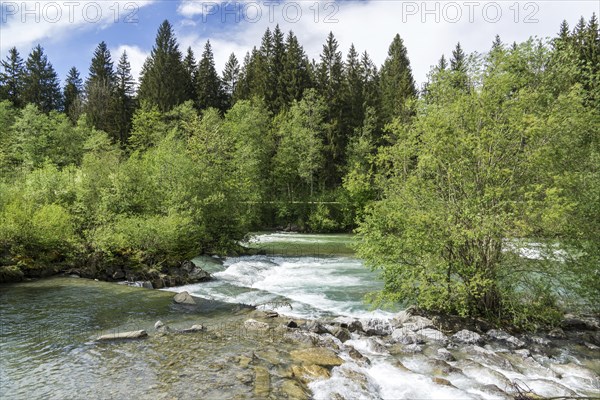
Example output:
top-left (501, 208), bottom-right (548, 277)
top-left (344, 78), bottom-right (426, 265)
top-left (396, 1), bottom-right (540, 24)
top-left (1, 1), bottom-right (141, 24)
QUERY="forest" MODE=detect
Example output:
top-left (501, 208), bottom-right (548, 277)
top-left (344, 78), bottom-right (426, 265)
top-left (0, 15), bottom-right (598, 327)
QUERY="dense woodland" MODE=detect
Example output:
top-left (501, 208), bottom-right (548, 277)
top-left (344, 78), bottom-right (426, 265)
top-left (0, 16), bottom-right (598, 328)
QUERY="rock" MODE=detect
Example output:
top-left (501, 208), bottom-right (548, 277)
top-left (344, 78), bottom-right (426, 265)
top-left (181, 324), bottom-right (204, 333)
top-left (188, 267), bottom-right (210, 281)
top-left (305, 321), bottom-right (330, 334)
top-left (281, 379), bottom-right (309, 399)
top-left (432, 377), bottom-right (452, 386)
top-left (486, 329), bottom-right (525, 348)
top-left (347, 346), bottom-right (371, 366)
top-left (548, 327), bottom-right (566, 339)
top-left (97, 330), bottom-right (148, 341)
top-left (286, 320), bottom-right (298, 328)
top-left (405, 315), bottom-right (435, 330)
top-left (173, 291), bottom-right (196, 305)
top-left (561, 314), bottom-right (599, 331)
top-left (291, 364), bottom-right (331, 383)
top-left (391, 310), bottom-right (411, 327)
top-left (330, 326), bottom-right (351, 343)
top-left (416, 328), bottom-right (449, 344)
top-left (391, 328), bottom-right (425, 345)
top-left (264, 311), bottom-right (279, 318)
top-left (191, 255), bottom-right (225, 273)
top-left (112, 269), bottom-right (125, 279)
top-left (530, 336), bottom-right (551, 345)
top-left (333, 317), bottom-right (363, 333)
top-left (361, 318), bottom-right (393, 336)
top-left (290, 348), bottom-right (343, 367)
top-left (452, 329), bottom-right (483, 345)
top-left (514, 349), bottom-right (531, 358)
top-left (437, 348), bottom-right (456, 362)
top-left (253, 366), bottom-right (270, 398)
top-left (141, 281), bottom-right (153, 289)
top-left (244, 319), bottom-right (270, 331)
top-left (154, 320), bottom-right (171, 333)
top-left (238, 355), bottom-right (253, 368)
top-left (403, 343), bottom-right (423, 353)
top-left (584, 341), bottom-right (599, 350)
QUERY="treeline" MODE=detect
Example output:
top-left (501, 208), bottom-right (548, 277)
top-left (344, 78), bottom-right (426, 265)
top-left (0, 15), bottom-right (598, 327)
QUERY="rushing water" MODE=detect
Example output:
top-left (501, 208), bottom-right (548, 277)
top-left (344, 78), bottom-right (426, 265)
top-left (1, 233), bottom-right (598, 399)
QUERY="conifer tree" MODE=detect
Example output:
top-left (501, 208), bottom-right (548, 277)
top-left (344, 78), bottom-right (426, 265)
top-left (138, 20), bottom-right (189, 112)
top-left (222, 52), bottom-right (240, 108)
top-left (234, 51), bottom-right (253, 101)
top-left (436, 55), bottom-right (448, 71)
top-left (63, 67), bottom-right (83, 122)
top-left (22, 45), bottom-right (61, 112)
top-left (281, 31), bottom-right (311, 106)
top-left (343, 44), bottom-right (364, 134)
top-left (115, 51), bottom-right (136, 145)
top-left (85, 41), bottom-right (116, 134)
top-left (183, 47), bottom-right (198, 103)
top-left (450, 42), bottom-right (469, 90)
top-left (379, 34), bottom-right (416, 124)
top-left (0, 47), bottom-right (25, 107)
top-left (270, 24), bottom-right (286, 113)
top-left (196, 40), bottom-right (224, 111)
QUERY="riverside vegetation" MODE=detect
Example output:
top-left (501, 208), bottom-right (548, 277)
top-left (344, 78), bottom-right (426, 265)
top-left (0, 16), bottom-right (598, 330)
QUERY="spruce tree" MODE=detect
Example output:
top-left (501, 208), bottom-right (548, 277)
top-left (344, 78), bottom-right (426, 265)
top-left (0, 47), bottom-right (25, 107)
top-left (115, 51), bottom-right (136, 145)
top-left (196, 40), bottom-right (224, 111)
top-left (343, 44), bottom-right (364, 134)
top-left (234, 51), bottom-right (253, 101)
top-left (450, 42), bottom-right (469, 90)
top-left (63, 67), bottom-right (83, 122)
top-left (138, 20), bottom-right (189, 112)
top-left (183, 47), bottom-right (198, 104)
top-left (436, 55), bottom-right (448, 71)
top-left (22, 45), bottom-right (61, 112)
top-left (222, 52), bottom-right (240, 108)
top-left (379, 34), bottom-right (416, 124)
top-left (270, 24), bottom-right (286, 113)
top-left (281, 31), bottom-right (311, 106)
top-left (85, 41), bottom-right (116, 134)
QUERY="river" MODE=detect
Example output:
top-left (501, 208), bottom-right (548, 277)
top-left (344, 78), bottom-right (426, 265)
top-left (1, 233), bottom-right (598, 399)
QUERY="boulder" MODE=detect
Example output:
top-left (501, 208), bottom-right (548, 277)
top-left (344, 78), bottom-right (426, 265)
top-left (486, 329), bottom-right (525, 348)
top-left (561, 314), bottom-right (599, 331)
top-left (281, 379), bottom-right (309, 399)
top-left (291, 364), bottom-right (331, 383)
top-left (391, 328), bottom-right (425, 345)
top-left (452, 329), bottom-right (483, 345)
top-left (254, 366), bottom-right (270, 398)
top-left (97, 330), bottom-right (148, 341)
top-left (391, 310), bottom-right (411, 328)
top-left (361, 318), bottom-right (393, 336)
top-left (405, 315), bottom-right (435, 330)
top-left (181, 324), bottom-right (204, 333)
top-left (330, 326), bottom-right (351, 343)
top-left (173, 291), bottom-right (196, 305)
top-left (432, 377), bottom-right (453, 386)
top-left (141, 281), bottom-right (153, 289)
top-left (290, 348), bottom-right (343, 367)
top-left (286, 320), bottom-right (298, 328)
top-left (415, 328), bottom-right (449, 344)
top-left (548, 327), bottom-right (566, 339)
top-left (188, 267), bottom-right (210, 281)
top-left (154, 320), bottom-right (170, 333)
top-left (305, 321), bottom-right (331, 335)
top-left (244, 319), bottom-right (270, 331)
top-left (436, 348), bottom-right (456, 362)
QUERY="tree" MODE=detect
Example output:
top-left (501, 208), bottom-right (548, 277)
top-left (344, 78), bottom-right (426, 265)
top-left (222, 53), bottom-right (240, 109)
top-left (281, 31), bottom-right (311, 106)
top-left (22, 45), bottom-right (61, 112)
top-left (270, 24), bottom-right (286, 113)
top-left (63, 67), bottom-right (83, 123)
top-left (138, 20), bottom-right (189, 112)
top-left (114, 51), bottom-right (136, 145)
top-left (379, 34), bottom-right (416, 124)
top-left (183, 47), bottom-right (198, 104)
top-left (196, 40), bottom-right (224, 111)
top-left (450, 42), bottom-right (469, 90)
top-left (0, 47), bottom-right (25, 107)
top-left (343, 44), bottom-right (365, 135)
top-left (85, 41), bottom-right (117, 135)
top-left (436, 55), bottom-right (448, 71)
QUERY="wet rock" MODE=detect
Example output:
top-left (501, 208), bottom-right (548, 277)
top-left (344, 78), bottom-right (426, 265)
top-left (97, 330), bottom-right (148, 341)
top-left (286, 320), bottom-right (298, 328)
top-left (486, 329), bottom-right (525, 348)
top-left (403, 343), bottom-right (423, 353)
top-left (141, 281), bottom-right (153, 289)
top-left (173, 291), bottom-right (196, 305)
top-left (330, 326), bottom-right (351, 343)
top-left (290, 348), bottom-right (343, 367)
top-left (584, 341), bottom-right (599, 350)
top-left (361, 318), bottom-right (392, 336)
top-left (561, 314), bottom-right (599, 331)
top-left (432, 377), bottom-right (453, 386)
top-left (391, 310), bottom-right (411, 328)
top-left (253, 366), bottom-right (270, 398)
top-left (244, 319), bottom-right (270, 331)
top-left (281, 379), bottom-right (309, 399)
top-left (305, 321), bottom-right (331, 334)
top-left (548, 327), bottom-right (566, 339)
top-left (339, 367), bottom-right (373, 391)
top-left (236, 372), bottom-right (253, 385)
top-left (391, 328), bottom-right (425, 345)
top-left (291, 364), bottom-right (331, 383)
top-left (416, 328), bottom-right (449, 344)
top-left (437, 348), bottom-right (456, 362)
top-left (154, 320), bottom-right (170, 333)
top-left (264, 311), bottom-right (279, 318)
top-left (238, 355), bottom-right (253, 368)
top-left (405, 315), bottom-right (435, 330)
top-left (514, 349), bottom-right (531, 358)
top-left (347, 346), bottom-right (371, 366)
top-left (530, 336), bottom-right (550, 346)
top-left (452, 329), bottom-right (483, 345)
top-left (366, 337), bottom-right (389, 354)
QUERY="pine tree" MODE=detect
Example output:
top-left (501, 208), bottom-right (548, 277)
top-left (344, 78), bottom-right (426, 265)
top-left (270, 24), bottom-right (286, 113)
top-left (281, 31), bottom-right (311, 106)
top-left (85, 41), bottom-right (116, 134)
top-left (115, 51), bottom-right (136, 145)
top-left (196, 40), bottom-right (224, 111)
top-left (316, 32), bottom-right (345, 187)
top-left (492, 35), bottom-right (502, 50)
top-left (138, 20), bottom-right (189, 112)
top-left (234, 51), bottom-right (253, 101)
top-left (0, 47), bottom-right (25, 107)
top-left (222, 52), bottom-right (240, 108)
top-left (436, 55), bottom-right (448, 71)
top-left (343, 44), bottom-right (364, 134)
top-left (379, 34), bottom-right (416, 124)
top-left (22, 45), bottom-right (61, 112)
top-left (183, 46), bottom-right (198, 104)
top-left (450, 42), bottom-right (469, 90)
top-left (63, 67), bottom-right (83, 122)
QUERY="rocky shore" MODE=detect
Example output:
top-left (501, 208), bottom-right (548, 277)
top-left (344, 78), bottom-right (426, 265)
top-left (100, 291), bottom-right (600, 399)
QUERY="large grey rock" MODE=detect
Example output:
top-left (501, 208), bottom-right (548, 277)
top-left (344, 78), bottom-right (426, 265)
top-left (361, 318), bottom-right (393, 336)
top-left (154, 320), bottom-right (170, 333)
top-left (182, 324), bottom-right (205, 333)
top-left (452, 329), bottom-right (483, 345)
top-left (437, 348), bottom-right (456, 362)
top-left (405, 316), bottom-right (435, 330)
top-left (98, 330), bottom-right (148, 341)
top-left (244, 319), bottom-right (270, 331)
top-left (391, 310), bottom-right (411, 328)
top-left (330, 326), bottom-right (351, 343)
top-left (191, 255), bottom-right (225, 273)
top-left (415, 328), bottom-right (448, 344)
top-left (305, 321), bottom-right (330, 334)
top-left (141, 281), bottom-right (153, 289)
top-left (173, 291), bottom-right (196, 305)
top-left (486, 329), bottom-right (525, 348)
top-left (391, 328), bottom-right (425, 345)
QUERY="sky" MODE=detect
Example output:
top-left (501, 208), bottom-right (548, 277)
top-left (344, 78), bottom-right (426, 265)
top-left (0, 1), bottom-right (598, 89)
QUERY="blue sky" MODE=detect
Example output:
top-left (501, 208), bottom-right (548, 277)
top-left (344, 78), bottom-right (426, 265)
top-left (1, 1), bottom-right (598, 88)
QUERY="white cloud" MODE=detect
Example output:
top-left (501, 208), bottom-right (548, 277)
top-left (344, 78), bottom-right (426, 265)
top-left (175, 0), bottom-right (599, 85)
top-left (0, 1), bottom-right (155, 52)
